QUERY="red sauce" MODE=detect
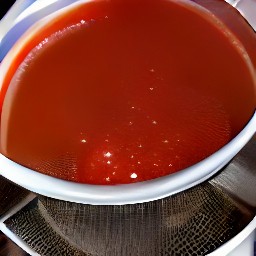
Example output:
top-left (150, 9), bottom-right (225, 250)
top-left (1, 0), bottom-right (255, 184)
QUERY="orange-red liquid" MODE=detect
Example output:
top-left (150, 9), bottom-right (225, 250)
top-left (1, 0), bottom-right (255, 184)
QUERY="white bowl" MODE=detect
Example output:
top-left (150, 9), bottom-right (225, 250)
top-left (0, 0), bottom-right (255, 205)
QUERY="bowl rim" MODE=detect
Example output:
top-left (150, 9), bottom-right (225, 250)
top-left (0, 111), bottom-right (255, 205)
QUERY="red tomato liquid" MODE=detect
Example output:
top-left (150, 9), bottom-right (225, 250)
top-left (1, 0), bottom-right (255, 184)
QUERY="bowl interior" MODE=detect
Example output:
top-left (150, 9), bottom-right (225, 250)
top-left (0, 0), bottom-right (255, 204)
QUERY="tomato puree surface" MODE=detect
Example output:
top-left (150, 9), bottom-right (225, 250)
top-left (1, 0), bottom-right (255, 184)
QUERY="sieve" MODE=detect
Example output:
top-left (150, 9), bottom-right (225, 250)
top-left (0, 0), bottom-right (255, 206)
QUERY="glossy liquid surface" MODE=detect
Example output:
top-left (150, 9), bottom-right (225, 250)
top-left (1, 0), bottom-right (255, 184)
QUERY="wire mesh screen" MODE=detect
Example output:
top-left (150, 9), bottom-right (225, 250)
top-left (38, 183), bottom-right (253, 256)
top-left (0, 176), bottom-right (30, 217)
top-left (4, 182), bottom-right (254, 256)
